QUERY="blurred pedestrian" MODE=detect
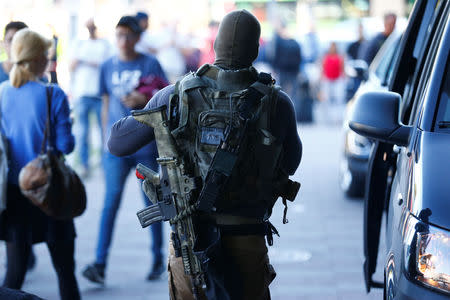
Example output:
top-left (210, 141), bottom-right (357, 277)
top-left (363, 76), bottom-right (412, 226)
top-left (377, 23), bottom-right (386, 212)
top-left (300, 23), bottom-right (320, 67)
top-left (1, 22), bottom-right (28, 83)
top-left (0, 29), bottom-right (80, 300)
top-left (347, 22), bottom-right (365, 60)
top-left (69, 18), bottom-right (111, 178)
top-left (47, 26), bottom-right (59, 84)
top-left (0, 20), bottom-right (41, 272)
top-left (154, 21), bottom-right (187, 83)
top-left (345, 22), bottom-right (366, 101)
top-left (180, 32), bottom-right (201, 73)
top-left (359, 13), bottom-right (397, 65)
top-left (269, 20), bottom-right (302, 116)
top-left (135, 13), bottom-right (186, 83)
top-left (297, 24), bottom-right (319, 123)
top-left (135, 11), bottom-right (157, 55)
top-left (320, 42), bottom-right (345, 123)
top-left (199, 21), bottom-right (219, 66)
top-left (81, 15), bottom-right (168, 285)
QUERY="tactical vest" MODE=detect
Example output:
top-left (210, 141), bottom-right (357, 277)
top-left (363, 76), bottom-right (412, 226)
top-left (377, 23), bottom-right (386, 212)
top-left (169, 64), bottom-right (286, 220)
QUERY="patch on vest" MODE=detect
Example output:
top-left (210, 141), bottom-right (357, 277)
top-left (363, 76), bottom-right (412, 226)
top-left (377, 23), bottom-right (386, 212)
top-left (200, 127), bottom-right (224, 145)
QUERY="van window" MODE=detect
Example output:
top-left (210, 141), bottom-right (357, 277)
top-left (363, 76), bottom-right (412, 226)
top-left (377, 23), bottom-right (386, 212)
top-left (435, 60), bottom-right (450, 132)
top-left (406, 1), bottom-right (448, 126)
top-left (374, 37), bottom-right (401, 85)
top-left (442, 94), bottom-right (450, 121)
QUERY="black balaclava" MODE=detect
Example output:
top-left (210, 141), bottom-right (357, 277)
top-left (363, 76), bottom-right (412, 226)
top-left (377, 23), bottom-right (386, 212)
top-left (213, 9), bottom-right (260, 70)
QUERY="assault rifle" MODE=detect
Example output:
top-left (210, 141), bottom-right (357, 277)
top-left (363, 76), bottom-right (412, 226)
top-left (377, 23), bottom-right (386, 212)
top-left (132, 106), bottom-right (205, 299)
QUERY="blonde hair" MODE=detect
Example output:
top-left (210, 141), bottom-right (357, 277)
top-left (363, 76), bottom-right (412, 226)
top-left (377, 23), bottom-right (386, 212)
top-left (10, 29), bottom-right (52, 88)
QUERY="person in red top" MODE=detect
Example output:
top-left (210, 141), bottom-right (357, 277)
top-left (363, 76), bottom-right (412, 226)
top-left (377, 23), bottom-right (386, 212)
top-left (320, 42), bottom-right (345, 123)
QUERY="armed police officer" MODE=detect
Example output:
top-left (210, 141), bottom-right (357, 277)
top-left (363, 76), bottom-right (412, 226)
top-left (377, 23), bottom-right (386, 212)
top-left (108, 9), bottom-right (302, 300)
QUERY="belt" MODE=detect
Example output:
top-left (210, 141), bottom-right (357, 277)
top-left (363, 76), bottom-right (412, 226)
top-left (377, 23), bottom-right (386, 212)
top-left (211, 214), bottom-right (263, 225)
top-left (197, 213), bottom-right (279, 246)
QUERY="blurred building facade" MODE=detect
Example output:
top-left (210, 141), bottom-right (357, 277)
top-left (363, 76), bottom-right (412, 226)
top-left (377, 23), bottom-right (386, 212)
top-left (0, 0), bottom-right (412, 91)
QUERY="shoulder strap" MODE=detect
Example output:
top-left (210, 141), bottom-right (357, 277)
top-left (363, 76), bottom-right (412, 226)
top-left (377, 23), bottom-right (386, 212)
top-left (249, 73), bottom-right (280, 144)
top-left (171, 72), bottom-right (208, 135)
top-left (40, 86), bottom-right (53, 154)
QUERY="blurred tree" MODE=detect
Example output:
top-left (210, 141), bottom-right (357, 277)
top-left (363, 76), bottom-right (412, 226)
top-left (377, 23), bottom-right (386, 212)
top-left (342, 0), bottom-right (370, 16)
top-left (369, 0), bottom-right (407, 17)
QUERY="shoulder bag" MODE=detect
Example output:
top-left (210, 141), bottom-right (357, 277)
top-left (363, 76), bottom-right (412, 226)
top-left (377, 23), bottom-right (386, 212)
top-left (18, 86), bottom-right (86, 219)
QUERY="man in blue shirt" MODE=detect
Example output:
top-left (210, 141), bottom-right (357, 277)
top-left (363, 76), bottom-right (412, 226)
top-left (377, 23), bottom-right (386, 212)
top-left (82, 16), bottom-right (168, 284)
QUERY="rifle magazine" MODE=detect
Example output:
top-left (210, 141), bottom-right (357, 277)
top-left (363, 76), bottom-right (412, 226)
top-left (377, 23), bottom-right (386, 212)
top-left (136, 204), bottom-right (163, 228)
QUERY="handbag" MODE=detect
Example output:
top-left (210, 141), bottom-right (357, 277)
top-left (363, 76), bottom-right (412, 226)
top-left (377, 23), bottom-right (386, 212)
top-left (18, 86), bottom-right (86, 220)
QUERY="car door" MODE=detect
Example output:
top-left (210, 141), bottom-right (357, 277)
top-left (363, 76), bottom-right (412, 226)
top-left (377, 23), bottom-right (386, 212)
top-left (363, 0), bottom-right (446, 292)
top-left (387, 2), bottom-right (449, 294)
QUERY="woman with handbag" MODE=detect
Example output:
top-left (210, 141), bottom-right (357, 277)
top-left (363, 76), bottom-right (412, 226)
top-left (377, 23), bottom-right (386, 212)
top-left (0, 29), bottom-right (81, 300)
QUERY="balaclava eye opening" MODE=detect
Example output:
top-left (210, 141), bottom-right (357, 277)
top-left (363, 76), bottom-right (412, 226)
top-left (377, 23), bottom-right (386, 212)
top-left (213, 9), bottom-right (261, 70)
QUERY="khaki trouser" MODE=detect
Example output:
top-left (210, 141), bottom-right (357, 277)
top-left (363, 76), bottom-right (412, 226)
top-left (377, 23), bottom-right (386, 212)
top-left (168, 235), bottom-right (276, 300)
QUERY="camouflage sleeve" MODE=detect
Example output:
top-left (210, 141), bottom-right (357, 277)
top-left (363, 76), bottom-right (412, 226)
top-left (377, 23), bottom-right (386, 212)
top-left (108, 85), bottom-right (175, 156)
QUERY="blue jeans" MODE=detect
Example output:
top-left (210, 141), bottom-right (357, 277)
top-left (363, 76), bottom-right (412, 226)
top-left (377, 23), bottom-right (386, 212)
top-left (95, 151), bottom-right (163, 267)
top-left (77, 96), bottom-right (102, 169)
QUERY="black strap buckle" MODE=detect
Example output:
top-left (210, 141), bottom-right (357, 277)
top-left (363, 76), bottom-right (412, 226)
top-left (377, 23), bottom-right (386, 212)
top-left (266, 222), bottom-right (279, 246)
top-left (282, 198), bottom-right (289, 224)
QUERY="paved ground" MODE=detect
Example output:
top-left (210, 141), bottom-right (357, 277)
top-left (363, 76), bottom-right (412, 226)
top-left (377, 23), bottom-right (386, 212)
top-left (0, 122), bottom-right (385, 300)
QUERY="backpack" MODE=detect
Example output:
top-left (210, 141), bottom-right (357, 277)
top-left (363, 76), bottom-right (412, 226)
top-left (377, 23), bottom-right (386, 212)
top-left (169, 64), bottom-right (287, 219)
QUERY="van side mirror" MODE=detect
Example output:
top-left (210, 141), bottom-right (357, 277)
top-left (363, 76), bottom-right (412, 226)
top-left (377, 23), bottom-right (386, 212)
top-left (349, 91), bottom-right (412, 146)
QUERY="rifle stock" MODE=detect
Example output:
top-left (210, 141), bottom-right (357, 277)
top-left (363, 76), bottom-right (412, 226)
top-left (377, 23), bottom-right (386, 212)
top-left (132, 106), bottom-right (178, 160)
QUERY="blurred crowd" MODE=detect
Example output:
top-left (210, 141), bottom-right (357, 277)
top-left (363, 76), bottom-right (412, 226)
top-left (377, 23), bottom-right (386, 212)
top-left (255, 12), bottom-right (397, 125)
top-left (0, 8), bottom-right (398, 299)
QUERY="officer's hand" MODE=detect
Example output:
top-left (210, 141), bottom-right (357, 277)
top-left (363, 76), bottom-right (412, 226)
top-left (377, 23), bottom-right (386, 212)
top-left (121, 91), bottom-right (148, 109)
